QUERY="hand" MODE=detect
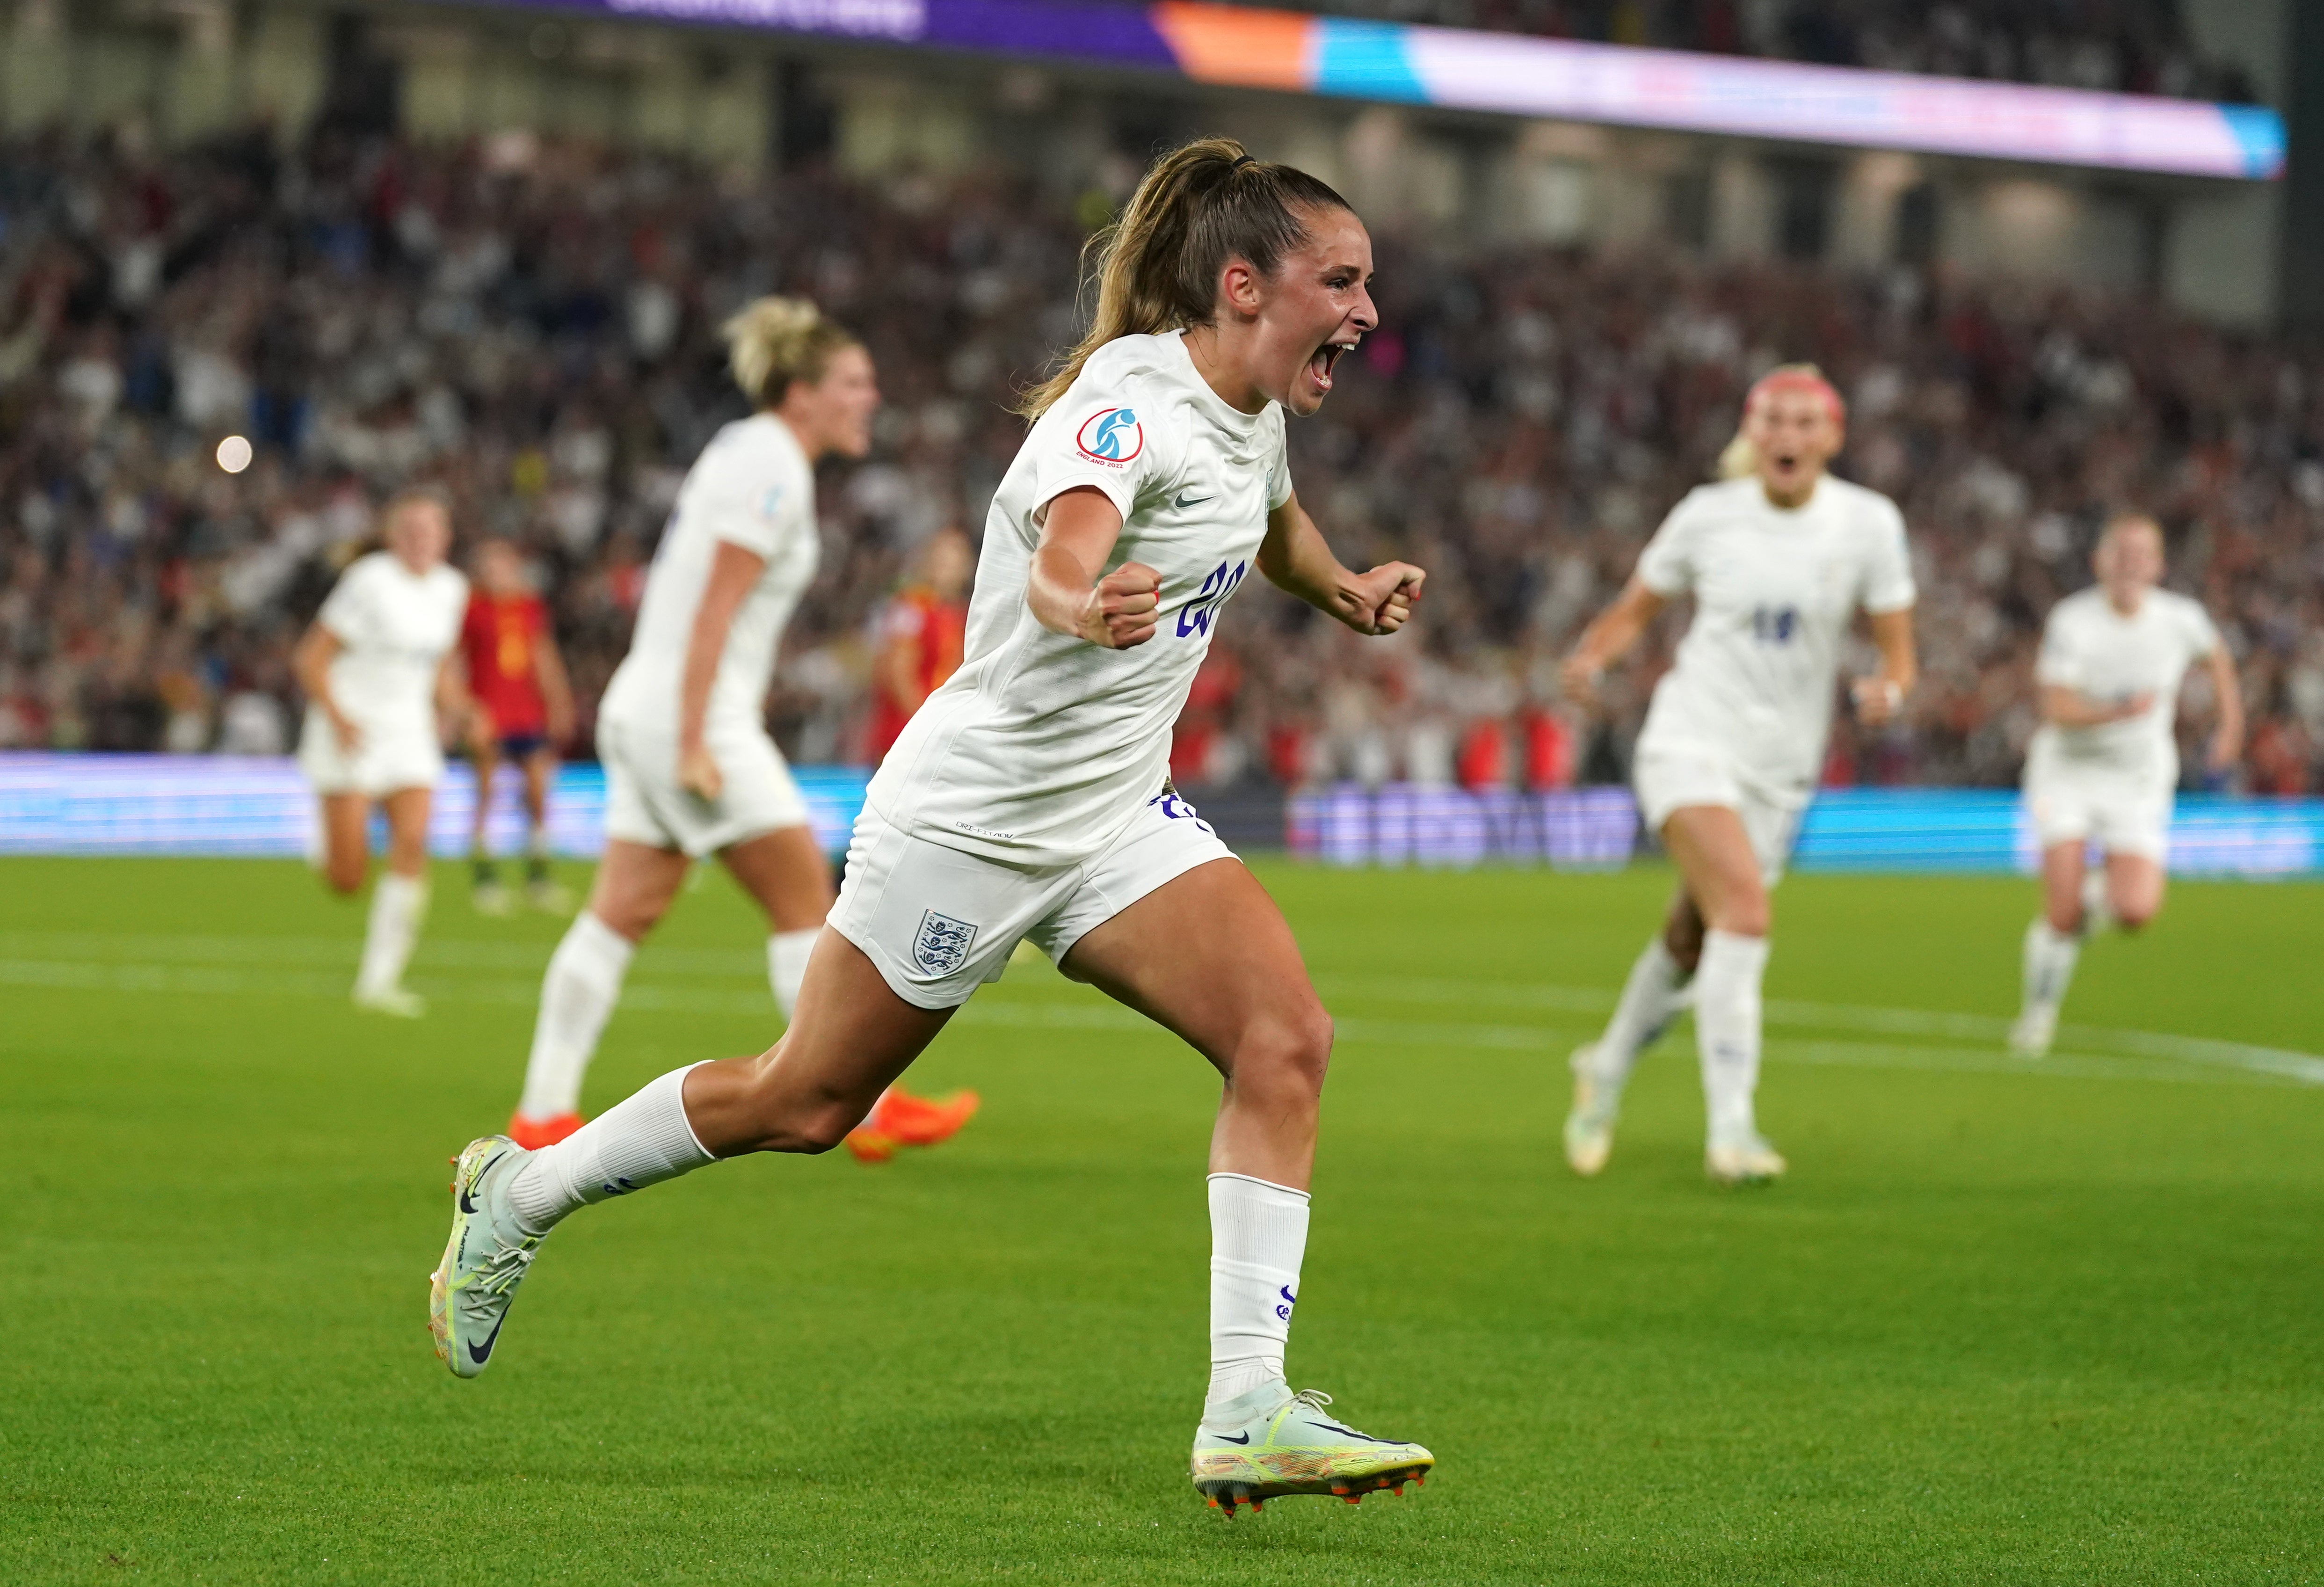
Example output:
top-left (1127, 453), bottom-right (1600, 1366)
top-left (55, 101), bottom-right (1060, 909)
top-left (1851, 676), bottom-right (1905, 727)
top-left (2207, 724), bottom-right (2241, 773)
top-left (678, 742), bottom-right (724, 801)
top-left (2114, 692), bottom-right (2157, 723)
top-left (546, 704), bottom-right (575, 749)
top-left (328, 707), bottom-right (363, 753)
top-left (1335, 562), bottom-right (1425, 636)
top-left (1075, 562), bottom-right (1161, 649)
top-left (1560, 652), bottom-right (1604, 707)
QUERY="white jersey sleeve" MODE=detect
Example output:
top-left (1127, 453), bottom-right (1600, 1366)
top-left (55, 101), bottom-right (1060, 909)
top-left (316, 556), bottom-right (381, 648)
top-left (1030, 373), bottom-right (1178, 525)
top-left (699, 435), bottom-right (811, 563)
top-left (1858, 497), bottom-right (1917, 614)
top-left (2034, 604), bottom-right (2087, 690)
top-left (1634, 490), bottom-right (1710, 599)
top-left (2176, 595), bottom-right (2222, 659)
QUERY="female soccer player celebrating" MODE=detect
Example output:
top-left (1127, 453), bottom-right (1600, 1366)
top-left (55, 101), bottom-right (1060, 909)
top-left (435, 140), bottom-right (1435, 1512)
top-left (504, 298), bottom-right (970, 1160)
top-left (292, 487), bottom-right (470, 1017)
top-left (1559, 366), bottom-right (1917, 1185)
top-left (2009, 513), bottom-right (2241, 1057)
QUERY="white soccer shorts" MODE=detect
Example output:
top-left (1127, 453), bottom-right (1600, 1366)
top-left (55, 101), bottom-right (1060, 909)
top-left (297, 707), bottom-right (444, 799)
top-left (1632, 745), bottom-right (1803, 888)
top-left (599, 716), bottom-right (812, 859)
top-left (828, 789), bottom-right (1238, 1009)
top-left (2025, 760), bottom-right (2171, 861)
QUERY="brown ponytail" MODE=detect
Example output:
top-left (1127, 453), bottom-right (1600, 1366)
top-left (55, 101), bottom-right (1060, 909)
top-left (1018, 137), bottom-right (1352, 418)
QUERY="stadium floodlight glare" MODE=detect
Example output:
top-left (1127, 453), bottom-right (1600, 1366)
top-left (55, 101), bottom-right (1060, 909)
top-left (526, 0), bottom-right (2283, 180)
top-left (216, 435), bottom-right (254, 474)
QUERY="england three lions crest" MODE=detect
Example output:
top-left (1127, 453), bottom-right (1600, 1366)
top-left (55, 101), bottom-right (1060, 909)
top-left (912, 909), bottom-right (979, 976)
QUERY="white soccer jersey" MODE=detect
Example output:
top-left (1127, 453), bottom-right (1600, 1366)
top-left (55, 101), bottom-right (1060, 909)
top-left (314, 551), bottom-right (469, 736)
top-left (868, 330), bottom-right (1293, 866)
top-left (2029, 586), bottom-right (2220, 783)
top-left (1633, 474), bottom-right (1917, 806)
top-left (598, 412), bottom-right (820, 736)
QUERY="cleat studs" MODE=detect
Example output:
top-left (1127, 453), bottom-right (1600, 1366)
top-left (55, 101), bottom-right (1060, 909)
top-left (1344, 1494), bottom-right (1361, 1505)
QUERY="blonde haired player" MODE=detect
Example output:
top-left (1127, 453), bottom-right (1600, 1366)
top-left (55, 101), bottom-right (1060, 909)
top-left (2009, 513), bottom-right (2242, 1056)
top-left (292, 488), bottom-right (469, 1017)
top-left (433, 139), bottom-right (1435, 1513)
top-left (502, 297), bottom-right (974, 1160)
top-left (1560, 366), bottom-right (1918, 1185)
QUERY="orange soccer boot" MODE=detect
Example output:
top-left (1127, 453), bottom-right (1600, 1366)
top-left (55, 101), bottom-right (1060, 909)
top-left (842, 1085), bottom-right (980, 1164)
top-left (507, 1111), bottom-right (584, 1151)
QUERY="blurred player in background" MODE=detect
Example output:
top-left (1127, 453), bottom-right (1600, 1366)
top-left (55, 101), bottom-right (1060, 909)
top-left (461, 537), bottom-right (576, 916)
top-left (291, 487), bottom-right (470, 1017)
top-left (502, 297), bottom-right (975, 1161)
top-left (434, 139), bottom-right (1438, 1513)
top-left (863, 525), bottom-right (972, 765)
top-left (1561, 366), bottom-right (1918, 1185)
top-left (2009, 514), bottom-right (2242, 1057)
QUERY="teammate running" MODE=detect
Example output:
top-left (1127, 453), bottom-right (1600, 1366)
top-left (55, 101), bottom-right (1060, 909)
top-left (2009, 513), bottom-right (2242, 1056)
top-left (1559, 365), bottom-right (1918, 1185)
top-left (433, 139), bottom-right (1436, 1513)
top-left (863, 524), bottom-right (972, 765)
top-left (460, 537), bottom-right (575, 915)
top-left (292, 487), bottom-right (470, 1017)
top-left (501, 296), bottom-right (974, 1161)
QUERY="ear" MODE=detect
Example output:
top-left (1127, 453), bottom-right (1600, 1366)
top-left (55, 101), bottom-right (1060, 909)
top-left (1217, 256), bottom-right (1264, 319)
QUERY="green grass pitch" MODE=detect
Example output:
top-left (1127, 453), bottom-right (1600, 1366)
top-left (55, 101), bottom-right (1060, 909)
top-left (4, 854), bottom-right (2321, 1584)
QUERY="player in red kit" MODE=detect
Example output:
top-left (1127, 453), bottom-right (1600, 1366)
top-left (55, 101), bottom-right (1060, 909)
top-left (461, 538), bottom-right (576, 914)
top-left (863, 525), bottom-right (973, 765)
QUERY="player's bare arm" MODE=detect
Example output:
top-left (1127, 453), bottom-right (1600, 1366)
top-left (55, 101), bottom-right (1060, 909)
top-left (676, 538), bottom-right (769, 799)
top-left (536, 623), bottom-right (577, 746)
top-left (1851, 606), bottom-right (1918, 728)
top-left (1030, 486), bottom-right (1159, 650)
top-left (436, 650), bottom-right (476, 751)
top-left (1560, 575), bottom-right (1668, 705)
top-left (2202, 644), bottom-right (2244, 771)
top-left (292, 624), bottom-right (360, 751)
top-left (1255, 489), bottom-right (1423, 636)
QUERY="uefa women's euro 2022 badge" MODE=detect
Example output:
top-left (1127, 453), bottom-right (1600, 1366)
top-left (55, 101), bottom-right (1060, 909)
top-left (912, 910), bottom-right (979, 977)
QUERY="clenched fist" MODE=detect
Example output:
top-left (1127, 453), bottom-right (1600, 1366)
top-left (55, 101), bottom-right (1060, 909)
top-left (1076, 561), bottom-right (1162, 649)
top-left (1333, 562), bottom-right (1426, 636)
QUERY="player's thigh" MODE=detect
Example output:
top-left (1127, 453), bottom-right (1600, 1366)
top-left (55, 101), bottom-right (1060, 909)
top-left (2040, 841), bottom-right (2088, 931)
top-left (687, 926), bottom-right (955, 1154)
top-left (2106, 852), bottom-right (2165, 928)
top-left (318, 794), bottom-right (371, 893)
top-left (380, 786), bottom-right (432, 877)
top-left (1059, 858), bottom-right (1332, 1086)
top-left (719, 824), bottom-right (834, 933)
top-left (585, 838), bottom-right (691, 940)
top-left (1660, 804), bottom-right (1769, 936)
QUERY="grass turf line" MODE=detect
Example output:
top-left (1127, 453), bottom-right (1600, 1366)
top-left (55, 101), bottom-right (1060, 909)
top-left (1, 855), bottom-right (2320, 1585)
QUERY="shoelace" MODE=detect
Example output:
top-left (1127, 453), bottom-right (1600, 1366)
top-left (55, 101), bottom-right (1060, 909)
top-left (1289, 1389), bottom-right (1335, 1413)
top-left (463, 1237), bottom-right (535, 1302)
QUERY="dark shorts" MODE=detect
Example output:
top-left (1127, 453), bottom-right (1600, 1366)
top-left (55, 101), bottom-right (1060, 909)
top-left (496, 733), bottom-right (550, 760)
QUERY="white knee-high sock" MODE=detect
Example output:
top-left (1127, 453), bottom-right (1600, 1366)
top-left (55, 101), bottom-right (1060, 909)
top-left (767, 928), bottom-right (819, 1020)
top-left (2022, 918), bottom-right (2082, 1018)
top-left (518, 911), bottom-right (635, 1121)
top-left (356, 873), bottom-right (428, 996)
top-left (1205, 1173), bottom-right (1310, 1419)
top-left (506, 1063), bottom-right (714, 1236)
top-left (1582, 937), bottom-right (1687, 1089)
top-left (1695, 929), bottom-right (1770, 1146)
top-left (2078, 869), bottom-right (2115, 935)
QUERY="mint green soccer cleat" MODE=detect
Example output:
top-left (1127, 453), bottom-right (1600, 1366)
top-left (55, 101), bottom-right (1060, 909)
top-left (1191, 1386), bottom-right (1434, 1516)
top-left (429, 1136), bottom-right (542, 1378)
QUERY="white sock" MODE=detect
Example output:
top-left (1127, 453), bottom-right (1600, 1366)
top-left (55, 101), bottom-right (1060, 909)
top-left (517, 911), bottom-right (635, 1121)
top-left (506, 1063), bottom-right (714, 1236)
top-left (355, 873), bottom-right (428, 996)
top-left (768, 928), bottom-right (820, 1021)
top-left (1583, 937), bottom-right (1687, 1091)
top-left (1205, 1173), bottom-right (1310, 1420)
top-left (2021, 918), bottom-right (2082, 1018)
top-left (2078, 868), bottom-right (2114, 934)
top-left (1695, 929), bottom-right (1770, 1147)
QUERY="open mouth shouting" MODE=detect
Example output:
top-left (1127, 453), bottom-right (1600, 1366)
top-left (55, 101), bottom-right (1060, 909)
top-left (1304, 335), bottom-right (1359, 400)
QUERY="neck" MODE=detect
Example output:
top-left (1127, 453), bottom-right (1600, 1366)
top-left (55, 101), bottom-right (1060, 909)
top-left (2106, 583), bottom-right (2146, 616)
top-left (1181, 324), bottom-right (1270, 415)
top-left (1759, 476), bottom-right (1818, 511)
top-left (770, 406), bottom-right (821, 463)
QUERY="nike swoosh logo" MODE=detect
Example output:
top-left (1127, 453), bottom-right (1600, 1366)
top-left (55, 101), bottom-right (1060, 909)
top-left (1216, 1432), bottom-right (1251, 1445)
top-left (468, 1313), bottom-right (506, 1364)
top-left (458, 1152), bottom-right (507, 1216)
top-left (1314, 1421), bottom-right (1391, 1442)
top-left (1173, 492), bottom-right (1212, 509)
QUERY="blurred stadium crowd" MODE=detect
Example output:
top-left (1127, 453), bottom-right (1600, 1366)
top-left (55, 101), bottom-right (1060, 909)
top-left (1210, 0), bottom-right (2259, 102)
top-left (2, 127), bottom-right (2319, 796)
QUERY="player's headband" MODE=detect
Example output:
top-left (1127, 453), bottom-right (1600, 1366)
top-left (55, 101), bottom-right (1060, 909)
top-left (1745, 366), bottom-right (1845, 426)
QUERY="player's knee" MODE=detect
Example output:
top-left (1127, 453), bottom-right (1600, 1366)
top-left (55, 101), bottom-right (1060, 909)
top-left (1235, 1006), bottom-right (1334, 1099)
top-left (2116, 901), bottom-right (2157, 933)
top-left (322, 859), bottom-right (365, 896)
top-left (1709, 893), bottom-right (1772, 939)
top-left (2046, 903), bottom-right (2084, 935)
